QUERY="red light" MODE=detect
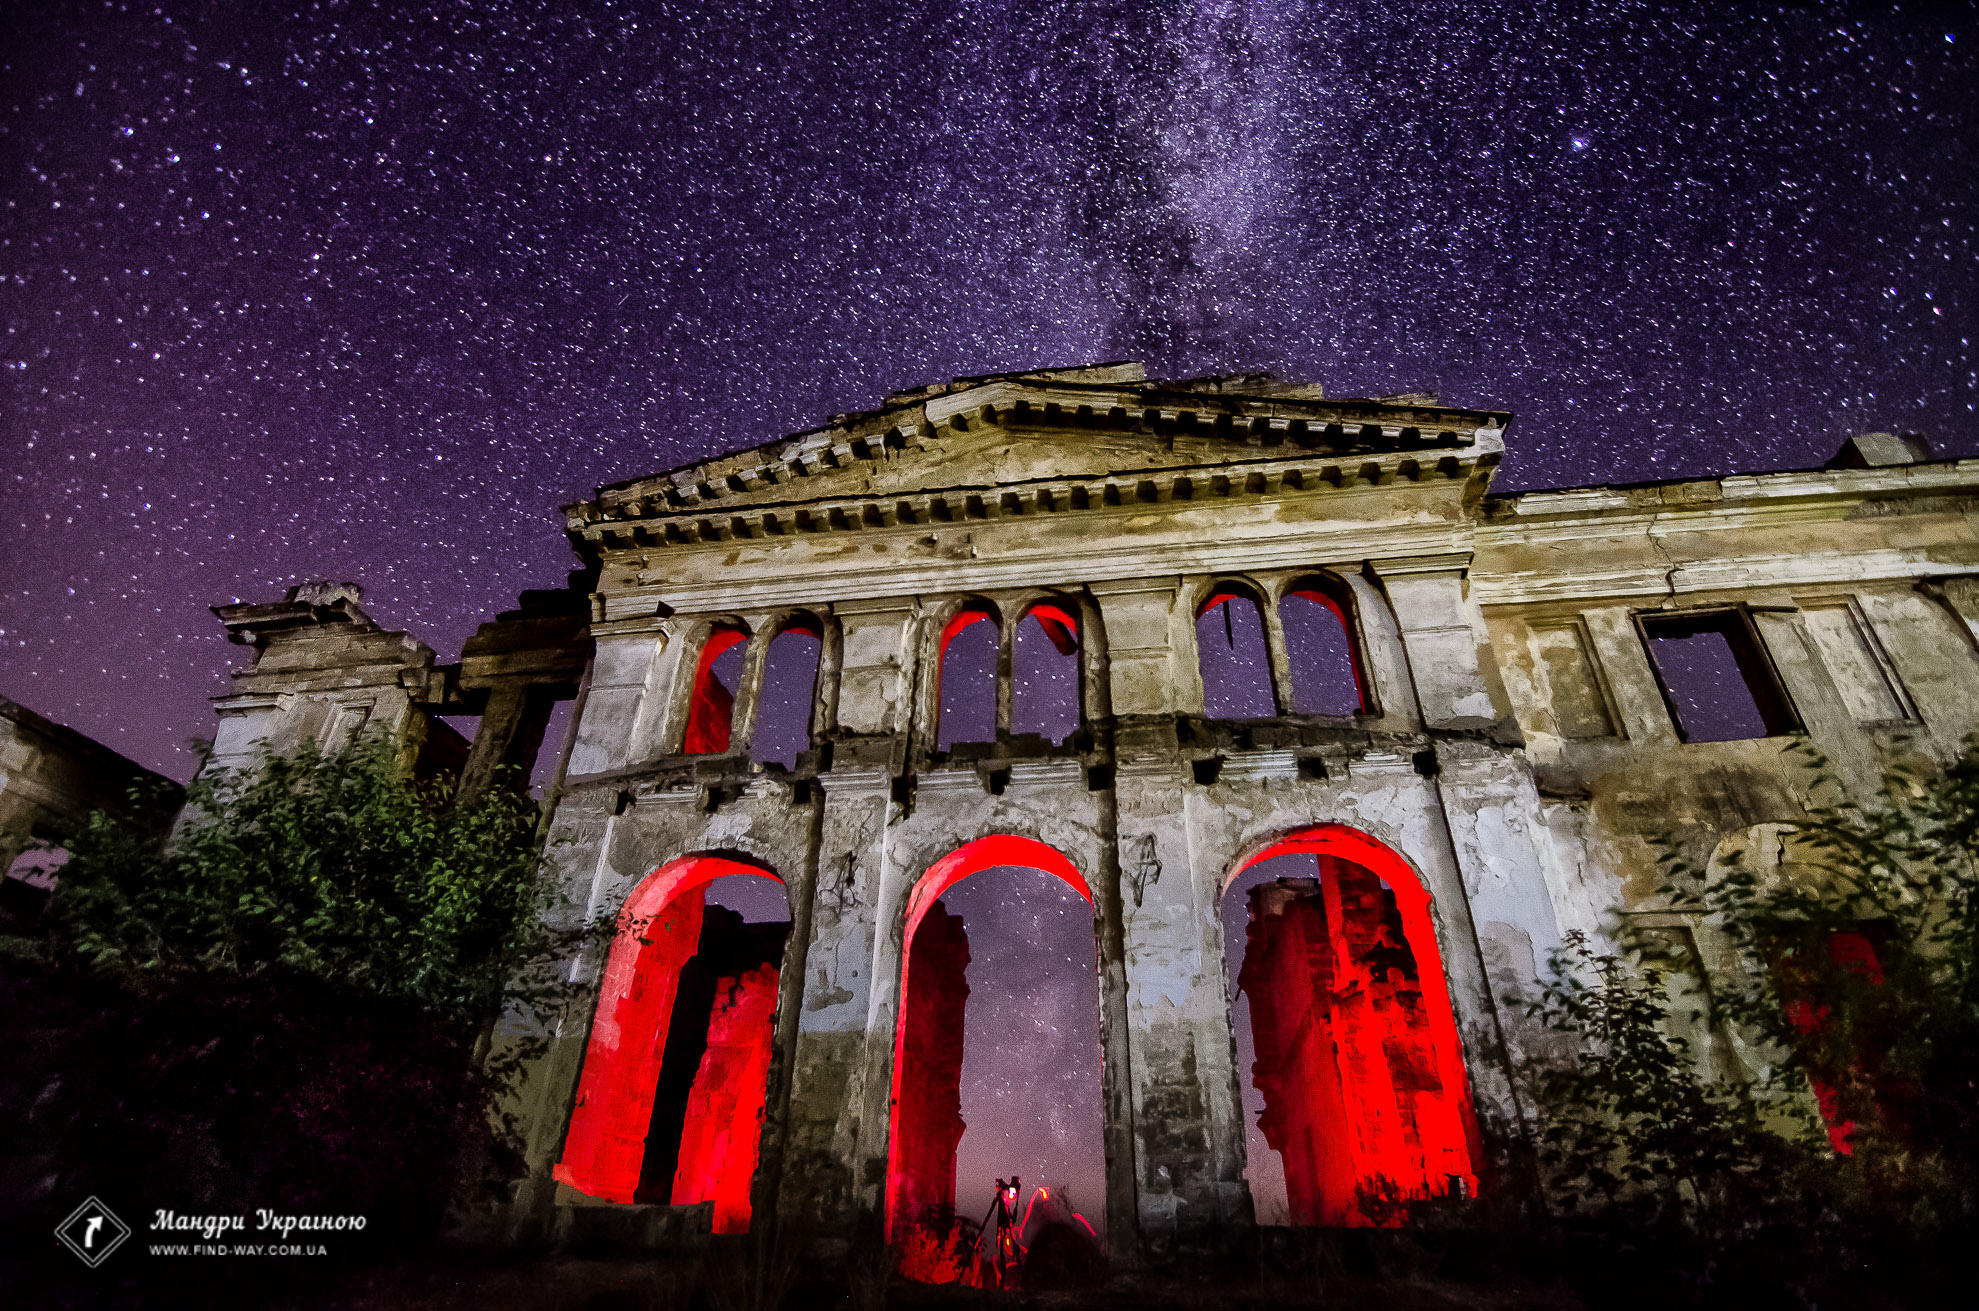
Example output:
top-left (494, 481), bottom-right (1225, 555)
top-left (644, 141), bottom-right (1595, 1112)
top-left (683, 629), bottom-right (748, 754)
top-left (1231, 826), bottom-right (1482, 1225)
top-left (669, 964), bottom-right (778, 1231)
top-left (886, 835), bottom-right (1093, 1245)
top-left (555, 855), bottom-right (785, 1232)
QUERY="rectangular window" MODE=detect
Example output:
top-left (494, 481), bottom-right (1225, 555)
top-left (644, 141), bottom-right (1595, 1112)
top-left (1638, 608), bottom-right (1800, 742)
top-left (1800, 601), bottom-right (1911, 725)
top-left (1527, 620), bottom-right (1617, 739)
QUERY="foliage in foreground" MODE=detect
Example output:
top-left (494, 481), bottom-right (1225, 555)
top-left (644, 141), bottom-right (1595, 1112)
top-left (53, 737), bottom-right (581, 1027)
top-left (5, 739), bottom-right (592, 1251)
top-left (1520, 739), bottom-right (1979, 1303)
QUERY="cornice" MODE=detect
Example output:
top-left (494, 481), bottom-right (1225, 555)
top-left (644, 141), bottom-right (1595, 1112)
top-left (602, 517), bottom-right (1480, 616)
top-left (1473, 547), bottom-right (1978, 607)
top-left (565, 368), bottom-right (1512, 557)
top-left (573, 437), bottom-right (1501, 557)
top-left (1484, 460), bottom-right (1979, 526)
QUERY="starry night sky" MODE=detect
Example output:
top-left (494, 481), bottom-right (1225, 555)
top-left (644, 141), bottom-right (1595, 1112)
top-left (4, 1), bottom-right (1976, 781)
top-left (940, 866), bottom-right (1107, 1232)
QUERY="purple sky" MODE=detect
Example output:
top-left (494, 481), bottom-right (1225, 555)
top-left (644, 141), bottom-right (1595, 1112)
top-left (938, 865), bottom-right (1108, 1234)
top-left (4, 1), bottom-right (1976, 783)
top-left (19, 3), bottom-right (1975, 1236)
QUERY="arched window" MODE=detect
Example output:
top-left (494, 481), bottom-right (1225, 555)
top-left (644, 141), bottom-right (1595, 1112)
top-left (750, 616), bottom-right (823, 768)
top-left (1196, 584), bottom-right (1276, 719)
top-left (1220, 826), bottom-right (1479, 1227)
top-left (1705, 826), bottom-right (1893, 1154)
top-left (556, 856), bottom-right (791, 1233)
top-left (936, 603), bottom-right (999, 751)
top-left (684, 625), bottom-right (749, 754)
top-left (1013, 601), bottom-right (1082, 744)
top-left (1280, 575), bottom-right (1370, 716)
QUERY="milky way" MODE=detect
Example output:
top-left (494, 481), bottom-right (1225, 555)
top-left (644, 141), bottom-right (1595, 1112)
top-left (3, 1), bottom-right (1974, 782)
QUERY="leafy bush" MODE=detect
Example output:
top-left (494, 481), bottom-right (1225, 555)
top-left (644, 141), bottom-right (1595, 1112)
top-left (53, 738), bottom-right (577, 1026)
top-left (5, 739), bottom-right (590, 1254)
top-left (1523, 932), bottom-right (1800, 1222)
top-left (1519, 739), bottom-right (1979, 1303)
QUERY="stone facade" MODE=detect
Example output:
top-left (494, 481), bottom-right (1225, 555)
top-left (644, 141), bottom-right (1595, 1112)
top-left (202, 363), bottom-right (1979, 1259)
top-left (1, 696), bottom-right (182, 878)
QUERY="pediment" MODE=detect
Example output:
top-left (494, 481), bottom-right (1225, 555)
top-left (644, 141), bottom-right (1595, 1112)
top-left (573, 369), bottom-right (1509, 537)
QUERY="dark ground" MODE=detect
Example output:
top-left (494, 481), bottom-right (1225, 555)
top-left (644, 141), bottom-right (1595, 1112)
top-left (5, 1248), bottom-right (1586, 1311)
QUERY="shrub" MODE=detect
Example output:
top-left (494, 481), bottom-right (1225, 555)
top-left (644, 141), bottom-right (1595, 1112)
top-left (5, 739), bottom-right (591, 1253)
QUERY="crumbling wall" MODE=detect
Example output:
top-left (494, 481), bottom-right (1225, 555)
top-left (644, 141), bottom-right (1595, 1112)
top-left (671, 962), bottom-right (781, 1232)
top-left (0, 697), bottom-right (183, 873)
top-left (217, 367), bottom-right (1975, 1262)
top-left (886, 902), bottom-right (969, 1238)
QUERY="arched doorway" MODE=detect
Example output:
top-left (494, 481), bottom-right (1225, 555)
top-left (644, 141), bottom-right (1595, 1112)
top-left (1221, 825), bottom-right (1479, 1226)
top-left (886, 835), bottom-right (1106, 1260)
top-left (556, 854), bottom-right (790, 1233)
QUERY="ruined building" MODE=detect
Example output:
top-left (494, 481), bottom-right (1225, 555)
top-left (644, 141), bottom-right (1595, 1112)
top-left (197, 364), bottom-right (1979, 1260)
top-left (2, 696), bottom-right (182, 903)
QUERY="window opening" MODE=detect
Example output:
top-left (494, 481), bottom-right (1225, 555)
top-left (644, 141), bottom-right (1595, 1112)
top-left (528, 697), bottom-right (578, 797)
top-left (556, 859), bottom-right (790, 1233)
top-left (1280, 579), bottom-right (1369, 716)
top-left (888, 836), bottom-right (1106, 1285)
top-left (1196, 587), bottom-right (1275, 720)
top-left (684, 627), bottom-right (749, 754)
top-left (2, 846), bottom-right (65, 923)
top-left (936, 606), bottom-right (999, 750)
top-left (1220, 827), bottom-right (1479, 1227)
top-left (1640, 610), bottom-right (1798, 742)
top-left (751, 621), bottom-right (823, 768)
top-left (1012, 603), bottom-right (1081, 744)
top-left (414, 714), bottom-right (474, 784)
top-left (6, 845), bottom-right (68, 890)
top-left (1765, 923), bottom-right (1902, 1154)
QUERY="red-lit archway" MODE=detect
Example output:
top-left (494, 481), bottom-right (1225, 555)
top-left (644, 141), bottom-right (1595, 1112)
top-left (555, 854), bottom-right (786, 1232)
top-left (1197, 583), bottom-right (1277, 720)
top-left (1281, 576), bottom-right (1371, 715)
top-left (1225, 825), bottom-right (1480, 1226)
top-left (886, 835), bottom-right (1094, 1244)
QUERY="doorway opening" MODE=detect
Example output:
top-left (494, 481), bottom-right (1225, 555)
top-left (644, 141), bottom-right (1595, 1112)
top-left (1221, 827), bottom-right (1479, 1226)
top-left (887, 836), bottom-right (1106, 1280)
top-left (555, 856), bottom-right (789, 1233)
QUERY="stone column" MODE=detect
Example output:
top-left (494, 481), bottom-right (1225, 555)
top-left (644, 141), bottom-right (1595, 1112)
top-left (459, 684), bottom-right (557, 800)
top-left (1091, 577), bottom-right (1183, 750)
top-left (1342, 570), bottom-right (1422, 730)
top-left (724, 614), bottom-right (779, 762)
top-left (768, 597), bottom-right (922, 1232)
top-left (1091, 577), bottom-right (1245, 1257)
top-left (1257, 586), bottom-right (1298, 717)
top-left (566, 616), bottom-right (674, 777)
top-left (832, 598), bottom-right (921, 771)
top-left (1369, 555), bottom-right (1553, 1146)
top-left (994, 602), bottom-right (1018, 738)
top-left (500, 782), bottom-right (623, 1241)
top-left (1369, 553), bottom-right (1510, 732)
